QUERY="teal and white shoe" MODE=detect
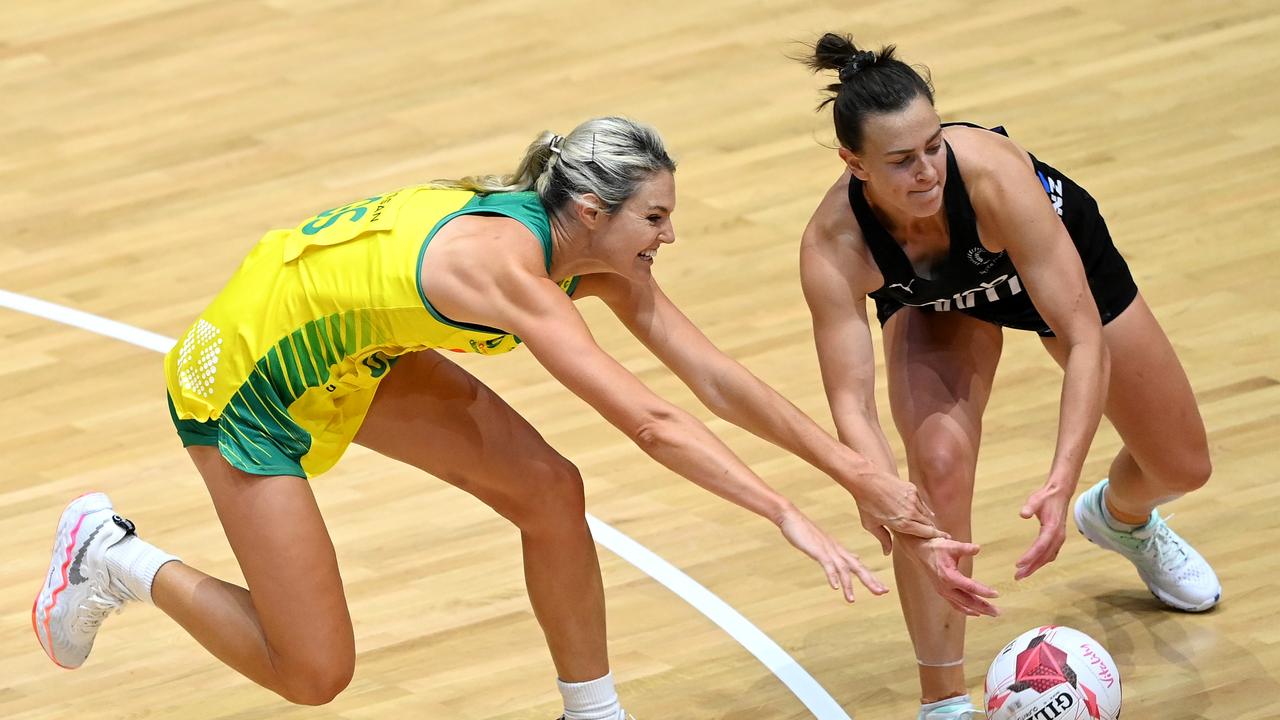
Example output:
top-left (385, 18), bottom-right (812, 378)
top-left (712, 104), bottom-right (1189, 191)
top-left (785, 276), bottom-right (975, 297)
top-left (1074, 479), bottom-right (1220, 612)
top-left (919, 697), bottom-right (983, 720)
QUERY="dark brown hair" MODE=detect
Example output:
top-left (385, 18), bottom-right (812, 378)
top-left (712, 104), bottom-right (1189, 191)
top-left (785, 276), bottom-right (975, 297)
top-left (801, 33), bottom-right (935, 152)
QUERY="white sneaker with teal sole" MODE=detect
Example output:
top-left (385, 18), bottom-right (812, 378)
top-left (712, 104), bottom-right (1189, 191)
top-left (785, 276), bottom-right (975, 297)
top-left (919, 699), bottom-right (984, 719)
top-left (32, 492), bottom-right (140, 669)
top-left (1074, 479), bottom-right (1220, 612)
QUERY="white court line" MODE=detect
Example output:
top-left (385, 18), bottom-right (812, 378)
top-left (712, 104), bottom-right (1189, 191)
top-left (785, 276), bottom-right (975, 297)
top-left (0, 288), bottom-right (852, 720)
top-left (0, 289), bottom-right (175, 354)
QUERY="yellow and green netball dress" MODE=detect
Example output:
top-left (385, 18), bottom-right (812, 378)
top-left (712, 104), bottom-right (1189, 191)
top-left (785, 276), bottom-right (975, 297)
top-left (164, 187), bottom-right (578, 479)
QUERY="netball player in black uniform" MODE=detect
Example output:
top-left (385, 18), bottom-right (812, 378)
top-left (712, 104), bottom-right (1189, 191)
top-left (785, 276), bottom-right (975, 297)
top-left (795, 34), bottom-right (1220, 720)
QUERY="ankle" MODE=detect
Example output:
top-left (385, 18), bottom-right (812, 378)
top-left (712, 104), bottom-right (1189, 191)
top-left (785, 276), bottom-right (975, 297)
top-left (105, 535), bottom-right (181, 604)
top-left (1102, 488), bottom-right (1152, 529)
top-left (918, 661), bottom-right (967, 705)
top-left (921, 693), bottom-right (970, 706)
top-left (558, 671), bottom-right (625, 720)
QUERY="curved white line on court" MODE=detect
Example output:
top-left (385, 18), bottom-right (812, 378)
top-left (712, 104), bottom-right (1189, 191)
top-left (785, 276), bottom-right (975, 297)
top-left (587, 518), bottom-right (851, 719)
top-left (0, 289), bottom-right (175, 353)
top-left (0, 288), bottom-right (852, 720)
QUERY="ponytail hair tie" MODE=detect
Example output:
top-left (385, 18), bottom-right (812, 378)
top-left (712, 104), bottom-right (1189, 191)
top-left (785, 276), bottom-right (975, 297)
top-left (838, 50), bottom-right (876, 82)
top-left (548, 134), bottom-right (565, 155)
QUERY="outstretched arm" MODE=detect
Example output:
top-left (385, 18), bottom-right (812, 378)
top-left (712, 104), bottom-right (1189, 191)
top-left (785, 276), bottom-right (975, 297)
top-left (969, 136), bottom-right (1110, 580)
top-left (485, 266), bottom-right (886, 602)
top-left (799, 214), bottom-right (1000, 617)
top-left (575, 271), bottom-right (944, 548)
top-left (800, 229), bottom-right (901, 487)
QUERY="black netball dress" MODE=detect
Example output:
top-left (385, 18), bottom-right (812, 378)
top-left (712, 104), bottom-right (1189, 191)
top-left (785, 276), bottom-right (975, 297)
top-left (849, 123), bottom-right (1137, 337)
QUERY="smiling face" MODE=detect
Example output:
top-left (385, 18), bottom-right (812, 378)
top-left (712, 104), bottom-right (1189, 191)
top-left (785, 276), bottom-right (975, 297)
top-left (584, 170), bottom-right (677, 277)
top-left (839, 94), bottom-right (947, 219)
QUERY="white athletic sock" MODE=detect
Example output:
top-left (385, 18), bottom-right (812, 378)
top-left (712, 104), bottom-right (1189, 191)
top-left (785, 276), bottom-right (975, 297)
top-left (557, 671), bottom-right (625, 720)
top-left (918, 694), bottom-right (972, 720)
top-left (105, 535), bottom-right (180, 604)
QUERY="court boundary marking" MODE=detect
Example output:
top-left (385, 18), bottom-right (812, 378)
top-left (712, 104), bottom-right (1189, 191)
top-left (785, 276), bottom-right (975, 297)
top-left (0, 287), bottom-right (852, 720)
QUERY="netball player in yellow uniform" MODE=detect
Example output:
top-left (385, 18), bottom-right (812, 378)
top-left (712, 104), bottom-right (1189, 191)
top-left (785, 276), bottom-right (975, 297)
top-left (33, 117), bottom-right (969, 719)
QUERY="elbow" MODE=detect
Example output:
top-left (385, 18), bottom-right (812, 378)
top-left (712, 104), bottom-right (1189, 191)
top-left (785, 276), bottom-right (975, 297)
top-left (688, 371), bottom-right (734, 421)
top-left (1061, 321), bottom-right (1106, 361)
top-left (630, 407), bottom-right (687, 452)
top-left (700, 388), bottom-right (736, 423)
top-left (1079, 326), bottom-right (1109, 379)
top-left (854, 395), bottom-right (881, 425)
top-left (1061, 326), bottom-right (1109, 389)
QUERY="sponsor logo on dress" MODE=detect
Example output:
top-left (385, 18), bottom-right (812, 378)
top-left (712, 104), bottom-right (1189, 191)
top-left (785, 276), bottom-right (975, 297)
top-left (1038, 170), bottom-right (1065, 216)
top-left (918, 273), bottom-right (1025, 311)
top-left (361, 352), bottom-right (391, 378)
top-left (467, 336), bottom-right (509, 353)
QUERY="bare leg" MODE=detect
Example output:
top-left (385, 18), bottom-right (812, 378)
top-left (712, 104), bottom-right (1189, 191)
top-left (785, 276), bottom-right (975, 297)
top-left (152, 448), bottom-right (355, 705)
top-left (1041, 294), bottom-right (1212, 519)
top-left (883, 309), bottom-right (1003, 704)
top-left (354, 349), bottom-right (608, 682)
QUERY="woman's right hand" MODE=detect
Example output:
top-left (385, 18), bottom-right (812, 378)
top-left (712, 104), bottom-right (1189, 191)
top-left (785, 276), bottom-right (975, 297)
top-left (776, 505), bottom-right (889, 603)
top-left (849, 471), bottom-right (950, 554)
top-left (896, 534), bottom-right (1001, 617)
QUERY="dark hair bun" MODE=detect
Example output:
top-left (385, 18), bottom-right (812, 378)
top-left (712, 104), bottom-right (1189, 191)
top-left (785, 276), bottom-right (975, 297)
top-left (838, 50), bottom-right (877, 82)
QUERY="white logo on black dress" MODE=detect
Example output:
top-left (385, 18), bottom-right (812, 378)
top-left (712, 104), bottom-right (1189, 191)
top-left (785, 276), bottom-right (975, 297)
top-left (929, 273), bottom-right (1024, 311)
top-left (966, 247), bottom-right (1000, 273)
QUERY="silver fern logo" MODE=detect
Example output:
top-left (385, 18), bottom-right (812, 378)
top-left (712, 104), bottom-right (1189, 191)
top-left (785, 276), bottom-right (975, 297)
top-left (967, 247), bottom-right (999, 272)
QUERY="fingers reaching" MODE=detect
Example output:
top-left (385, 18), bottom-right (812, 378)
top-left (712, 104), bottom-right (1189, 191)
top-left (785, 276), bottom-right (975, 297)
top-left (1015, 525), bottom-right (1063, 580)
top-left (826, 546), bottom-right (886, 602)
top-left (1016, 490), bottom-right (1068, 580)
top-left (915, 494), bottom-right (938, 521)
top-left (1019, 491), bottom-right (1040, 520)
top-left (839, 560), bottom-right (855, 603)
top-left (951, 571), bottom-right (999, 600)
top-left (916, 539), bottom-right (1001, 617)
top-left (896, 518), bottom-right (950, 541)
top-left (939, 568), bottom-right (1000, 617)
top-left (868, 523), bottom-right (893, 556)
top-left (823, 560), bottom-right (843, 596)
top-left (781, 510), bottom-right (893, 605)
top-left (842, 547), bottom-right (888, 596)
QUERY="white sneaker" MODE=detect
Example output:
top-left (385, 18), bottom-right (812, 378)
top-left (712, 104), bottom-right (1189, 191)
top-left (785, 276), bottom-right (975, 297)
top-left (32, 492), bottom-right (140, 668)
top-left (920, 700), bottom-right (984, 719)
top-left (1074, 479), bottom-right (1220, 612)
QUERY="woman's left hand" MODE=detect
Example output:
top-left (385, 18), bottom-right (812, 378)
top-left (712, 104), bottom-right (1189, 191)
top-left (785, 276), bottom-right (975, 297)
top-left (1015, 482), bottom-right (1074, 580)
top-left (776, 506), bottom-right (890, 603)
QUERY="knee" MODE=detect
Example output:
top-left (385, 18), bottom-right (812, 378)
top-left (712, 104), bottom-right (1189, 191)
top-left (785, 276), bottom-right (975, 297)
top-left (508, 458), bottom-right (586, 534)
top-left (279, 658), bottom-right (354, 706)
top-left (910, 443), bottom-right (976, 517)
top-left (1161, 450), bottom-right (1213, 494)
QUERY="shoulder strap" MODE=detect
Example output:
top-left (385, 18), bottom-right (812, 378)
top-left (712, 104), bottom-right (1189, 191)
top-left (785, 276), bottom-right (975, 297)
top-left (464, 192), bottom-right (555, 271)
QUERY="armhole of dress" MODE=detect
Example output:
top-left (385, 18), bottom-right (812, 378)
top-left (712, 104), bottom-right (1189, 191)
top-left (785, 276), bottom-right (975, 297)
top-left (414, 203), bottom-right (513, 336)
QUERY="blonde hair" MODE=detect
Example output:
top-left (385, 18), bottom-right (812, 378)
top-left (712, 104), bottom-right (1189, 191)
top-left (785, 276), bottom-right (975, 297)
top-left (433, 116), bottom-right (676, 214)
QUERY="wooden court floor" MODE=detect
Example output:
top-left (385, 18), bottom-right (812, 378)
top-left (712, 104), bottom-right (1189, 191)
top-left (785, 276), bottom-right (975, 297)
top-left (2, 1), bottom-right (1278, 718)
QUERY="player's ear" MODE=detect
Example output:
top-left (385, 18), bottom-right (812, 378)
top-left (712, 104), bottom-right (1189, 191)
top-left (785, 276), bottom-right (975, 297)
top-left (839, 147), bottom-right (871, 181)
top-left (576, 194), bottom-right (606, 229)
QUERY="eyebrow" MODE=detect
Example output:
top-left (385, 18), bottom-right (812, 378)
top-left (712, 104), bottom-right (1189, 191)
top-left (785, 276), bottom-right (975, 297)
top-left (646, 205), bottom-right (671, 213)
top-left (885, 129), bottom-right (943, 157)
